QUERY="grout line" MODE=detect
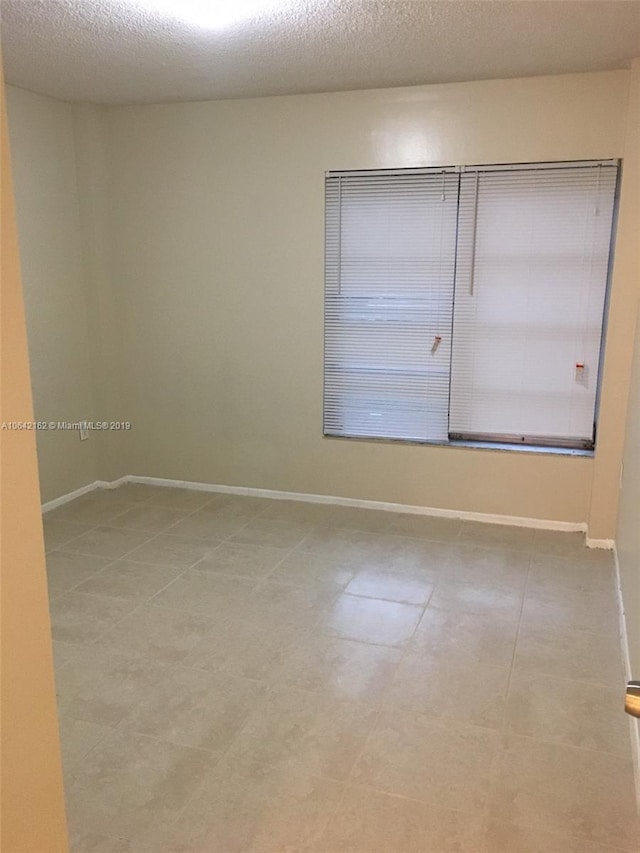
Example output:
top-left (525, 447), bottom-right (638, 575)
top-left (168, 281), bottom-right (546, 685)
top-left (499, 551), bottom-right (532, 732)
top-left (494, 728), bottom-right (638, 762)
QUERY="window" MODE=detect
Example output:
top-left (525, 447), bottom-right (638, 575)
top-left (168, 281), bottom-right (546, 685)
top-left (323, 161), bottom-right (618, 451)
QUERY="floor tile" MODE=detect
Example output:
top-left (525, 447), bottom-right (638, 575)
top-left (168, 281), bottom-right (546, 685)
top-left (323, 594), bottom-right (424, 647)
top-left (141, 487), bottom-right (215, 511)
top-left (225, 686), bottom-right (379, 781)
top-left (108, 505), bottom-right (191, 532)
top-left (164, 511), bottom-right (251, 542)
top-left (276, 635), bottom-right (402, 703)
top-left (532, 530), bottom-right (594, 558)
top-left (488, 735), bottom-right (639, 850)
top-left (123, 533), bottom-right (217, 569)
top-left (87, 488), bottom-right (146, 507)
top-left (521, 584), bottom-right (621, 636)
top-left (66, 730), bottom-right (213, 840)
top-left (505, 672), bottom-right (631, 756)
top-left (48, 495), bottom-right (635, 852)
top-left (110, 483), bottom-right (173, 503)
top-left (446, 543), bottom-right (531, 589)
top-left (268, 551), bottom-right (356, 590)
top-left (100, 603), bottom-right (218, 664)
top-left (168, 756), bottom-right (343, 853)
top-left (228, 517), bottom-right (313, 549)
top-left (385, 653), bottom-right (509, 728)
top-left (197, 494), bottom-right (274, 518)
top-left (296, 527), bottom-right (384, 562)
top-left (68, 829), bottom-right (138, 853)
top-left (427, 579), bottom-right (524, 621)
top-left (356, 532), bottom-right (428, 563)
top-left (151, 569), bottom-right (255, 618)
top-left (247, 579), bottom-right (338, 627)
top-left (458, 521), bottom-right (536, 550)
top-left (59, 526), bottom-right (154, 560)
top-left (513, 624), bottom-right (625, 686)
top-left (352, 710), bottom-right (499, 812)
top-left (61, 646), bottom-right (170, 725)
top-left (410, 607), bottom-right (518, 668)
top-left (259, 500), bottom-right (340, 524)
top-left (323, 506), bottom-right (393, 533)
top-left (528, 552), bottom-right (616, 593)
top-left (49, 592), bottom-right (137, 644)
top-left (53, 638), bottom-right (85, 670)
top-left (183, 614), bottom-right (305, 681)
top-left (120, 666), bottom-right (266, 752)
top-left (385, 538), bottom-right (454, 576)
top-left (74, 559), bottom-right (183, 601)
top-left (43, 519), bottom-right (96, 551)
top-left (385, 513), bottom-right (463, 541)
top-left (315, 786), bottom-right (484, 853)
top-left (193, 541), bottom-right (288, 580)
top-left (59, 717), bottom-right (115, 778)
top-left (54, 643), bottom-right (102, 702)
top-left (480, 820), bottom-right (635, 853)
top-left (48, 498), bottom-right (138, 526)
top-left (344, 567), bottom-right (435, 605)
top-left (46, 551), bottom-right (113, 592)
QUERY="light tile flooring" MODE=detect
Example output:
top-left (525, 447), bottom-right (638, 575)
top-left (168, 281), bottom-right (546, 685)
top-left (44, 484), bottom-right (639, 852)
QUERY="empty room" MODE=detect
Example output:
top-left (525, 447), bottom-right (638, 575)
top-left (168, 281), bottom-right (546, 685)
top-left (2, 1), bottom-right (640, 851)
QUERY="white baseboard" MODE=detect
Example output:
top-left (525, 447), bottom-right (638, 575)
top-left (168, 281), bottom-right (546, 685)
top-left (124, 474), bottom-right (586, 532)
top-left (612, 544), bottom-right (640, 808)
top-left (42, 480), bottom-right (102, 512)
top-left (585, 537), bottom-right (616, 550)
top-left (99, 475), bottom-right (129, 491)
top-left (42, 472), bottom-right (586, 532)
top-left (41, 476), bottom-right (128, 513)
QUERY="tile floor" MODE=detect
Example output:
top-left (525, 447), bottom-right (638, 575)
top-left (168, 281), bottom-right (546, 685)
top-left (44, 484), bottom-right (639, 852)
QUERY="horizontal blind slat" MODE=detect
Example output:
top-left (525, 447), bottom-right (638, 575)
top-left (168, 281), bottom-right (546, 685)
top-left (450, 164), bottom-right (617, 443)
top-left (324, 171), bottom-right (459, 442)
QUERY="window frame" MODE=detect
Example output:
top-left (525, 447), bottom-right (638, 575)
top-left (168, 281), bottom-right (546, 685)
top-left (323, 159), bottom-right (621, 455)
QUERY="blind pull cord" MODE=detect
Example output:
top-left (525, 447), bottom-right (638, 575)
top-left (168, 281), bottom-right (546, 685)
top-left (469, 171), bottom-right (480, 296)
top-left (337, 176), bottom-right (342, 295)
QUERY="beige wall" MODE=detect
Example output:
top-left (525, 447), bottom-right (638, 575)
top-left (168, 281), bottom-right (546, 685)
top-left (6, 70), bottom-right (639, 536)
top-left (617, 59), bottom-right (640, 677)
top-left (619, 313), bottom-right (640, 676)
top-left (72, 102), bottom-right (131, 484)
top-left (6, 86), bottom-right (98, 502)
top-left (103, 71), bottom-right (633, 529)
top-left (1, 78), bottom-right (69, 852)
top-left (589, 59), bottom-right (640, 539)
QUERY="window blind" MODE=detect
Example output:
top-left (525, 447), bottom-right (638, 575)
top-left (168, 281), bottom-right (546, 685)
top-left (324, 170), bottom-right (460, 441)
top-left (449, 163), bottom-right (617, 448)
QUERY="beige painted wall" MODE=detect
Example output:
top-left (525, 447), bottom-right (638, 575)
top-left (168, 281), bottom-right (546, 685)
top-left (619, 312), bottom-right (640, 676)
top-left (72, 102), bottom-right (131, 484)
top-left (103, 71), bottom-right (633, 529)
top-left (617, 60), bottom-right (640, 677)
top-left (589, 60), bottom-right (640, 539)
top-left (6, 86), bottom-right (98, 502)
top-left (6, 70), bottom-right (638, 536)
top-left (1, 77), bottom-right (69, 852)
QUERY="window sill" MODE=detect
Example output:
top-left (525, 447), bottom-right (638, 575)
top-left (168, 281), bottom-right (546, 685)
top-left (323, 433), bottom-right (594, 458)
top-left (447, 439), bottom-right (593, 457)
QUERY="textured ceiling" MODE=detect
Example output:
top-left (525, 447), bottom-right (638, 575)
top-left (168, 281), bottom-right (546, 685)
top-left (2, 0), bottom-right (640, 105)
